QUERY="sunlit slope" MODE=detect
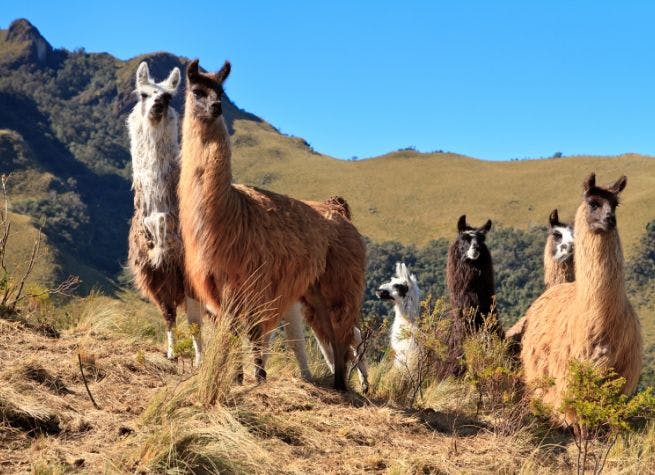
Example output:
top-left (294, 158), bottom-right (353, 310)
top-left (232, 119), bottom-right (654, 254)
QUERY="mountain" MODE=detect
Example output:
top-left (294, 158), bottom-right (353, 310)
top-left (1, 18), bottom-right (654, 289)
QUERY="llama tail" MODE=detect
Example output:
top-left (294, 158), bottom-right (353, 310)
top-left (323, 196), bottom-right (352, 220)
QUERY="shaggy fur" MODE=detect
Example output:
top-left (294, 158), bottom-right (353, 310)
top-left (376, 262), bottom-right (421, 371)
top-left (544, 209), bottom-right (575, 288)
top-left (520, 174), bottom-right (642, 425)
top-left (506, 209), bottom-right (575, 343)
top-left (127, 62), bottom-right (206, 363)
top-left (446, 215), bottom-right (499, 333)
top-left (178, 60), bottom-right (366, 390)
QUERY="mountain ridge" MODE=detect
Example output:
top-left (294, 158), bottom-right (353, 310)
top-left (1, 18), bottom-right (654, 286)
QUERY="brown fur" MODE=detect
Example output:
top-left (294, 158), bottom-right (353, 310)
top-left (520, 174), bottom-right (642, 425)
top-left (128, 176), bottom-right (186, 330)
top-left (507, 213), bottom-right (575, 345)
top-left (178, 60), bottom-right (366, 390)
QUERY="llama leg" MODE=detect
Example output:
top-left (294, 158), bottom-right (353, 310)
top-left (351, 326), bottom-right (369, 393)
top-left (163, 305), bottom-right (176, 360)
top-left (250, 322), bottom-right (273, 383)
top-left (304, 287), bottom-right (347, 391)
top-left (282, 302), bottom-right (312, 380)
top-left (313, 334), bottom-right (335, 373)
top-left (185, 296), bottom-right (204, 367)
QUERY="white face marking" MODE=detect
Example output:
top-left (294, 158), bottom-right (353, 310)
top-left (378, 276), bottom-right (410, 304)
top-left (464, 231), bottom-right (481, 260)
top-left (552, 225), bottom-right (574, 262)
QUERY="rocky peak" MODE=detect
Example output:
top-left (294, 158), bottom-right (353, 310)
top-left (5, 18), bottom-right (54, 65)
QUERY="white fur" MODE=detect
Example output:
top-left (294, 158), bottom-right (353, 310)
top-left (552, 225), bottom-right (574, 263)
top-left (129, 63), bottom-right (206, 366)
top-left (281, 302), bottom-right (312, 380)
top-left (378, 262), bottom-right (421, 371)
top-left (166, 330), bottom-right (175, 360)
top-left (127, 62), bottom-right (181, 268)
top-left (185, 296), bottom-right (204, 367)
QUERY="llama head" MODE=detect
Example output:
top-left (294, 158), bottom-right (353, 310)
top-left (581, 173), bottom-right (627, 234)
top-left (134, 61), bottom-right (181, 123)
top-left (186, 59), bottom-right (231, 122)
top-left (376, 262), bottom-right (421, 317)
top-left (455, 215), bottom-right (492, 261)
top-left (548, 209), bottom-right (574, 263)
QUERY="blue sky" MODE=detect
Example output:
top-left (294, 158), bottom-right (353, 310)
top-left (2, 1), bottom-right (655, 161)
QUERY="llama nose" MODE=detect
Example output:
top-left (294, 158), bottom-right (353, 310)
top-left (210, 101), bottom-right (222, 116)
top-left (376, 289), bottom-right (391, 300)
top-left (606, 214), bottom-right (616, 228)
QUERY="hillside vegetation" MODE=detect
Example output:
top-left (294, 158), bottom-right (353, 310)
top-left (1, 19), bottom-right (654, 288)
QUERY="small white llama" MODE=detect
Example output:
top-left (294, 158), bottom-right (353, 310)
top-left (376, 262), bottom-right (421, 370)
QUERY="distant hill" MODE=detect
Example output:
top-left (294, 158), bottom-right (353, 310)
top-left (1, 18), bottom-right (654, 288)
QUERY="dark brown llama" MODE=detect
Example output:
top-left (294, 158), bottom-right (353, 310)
top-left (442, 215), bottom-right (500, 375)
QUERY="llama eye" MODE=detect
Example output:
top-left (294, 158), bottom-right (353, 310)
top-left (589, 201), bottom-right (599, 210)
top-left (193, 89), bottom-right (206, 99)
top-left (140, 93), bottom-right (148, 99)
top-left (553, 231), bottom-right (562, 240)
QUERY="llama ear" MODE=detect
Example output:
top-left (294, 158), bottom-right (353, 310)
top-left (215, 60), bottom-right (231, 84)
top-left (609, 175), bottom-right (627, 195)
top-left (164, 67), bottom-right (181, 91)
top-left (400, 263), bottom-right (410, 279)
top-left (187, 59), bottom-right (200, 82)
top-left (395, 262), bottom-right (402, 277)
top-left (549, 209), bottom-right (560, 228)
top-left (457, 215), bottom-right (467, 232)
top-left (583, 173), bottom-right (596, 194)
top-left (481, 219), bottom-right (492, 233)
top-left (136, 61), bottom-right (150, 87)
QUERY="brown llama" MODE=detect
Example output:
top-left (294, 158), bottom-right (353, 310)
top-left (506, 209), bottom-right (575, 343)
top-left (126, 61), bottom-right (203, 365)
top-left (178, 60), bottom-right (366, 391)
top-left (520, 173), bottom-right (642, 425)
top-left (442, 215), bottom-right (500, 375)
top-left (446, 215), bottom-right (500, 333)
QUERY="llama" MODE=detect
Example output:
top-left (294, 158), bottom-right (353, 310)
top-left (520, 173), bottom-right (642, 425)
top-left (178, 59), bottom-right (366, 390)
top-left (376, 262), bottom-right (421, 370)
top-left (506, 209), bottom-right (575, 343)
top-left (126, 61), bottom-right (203, 366)
top-left (446, 215), bottom-right (500, 334)
top-left (544, 208), bottom-right (575, 288)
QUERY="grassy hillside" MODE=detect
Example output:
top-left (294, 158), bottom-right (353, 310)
top-left (231, 116), bottom-right (655, 253)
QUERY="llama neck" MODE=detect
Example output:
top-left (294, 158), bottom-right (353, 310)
top-left (573, 203), bottom-right (626, 312)
top-left (543, 243), bottom-right (574, 288)
top-left (181, 107), bottom-right (233, 201)
top-left (128, 110), bottom-right (180, 216)
top-left (393, 291), bottom-right (420, 323)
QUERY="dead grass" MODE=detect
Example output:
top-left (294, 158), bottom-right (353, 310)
top-left (1, 292), bottom-right (654, 474)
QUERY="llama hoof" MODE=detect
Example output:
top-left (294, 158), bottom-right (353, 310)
top-left (361, 382), bottom-right (369, 394)
top-left (255, 368), bottom-right (267, 383)
top-left (193, 356), bottom-right (202, 368)
top-left (165, 351), bottom-right (177, 361)
top-left (300, 370), bottom-right (313, 381)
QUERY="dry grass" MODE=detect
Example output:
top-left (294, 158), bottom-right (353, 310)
top-left (1, 291), bottom-right (654, 474)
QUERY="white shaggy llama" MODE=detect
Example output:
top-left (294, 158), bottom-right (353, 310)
top-left (126, 61), bottom-right (203, 365)
top-left (376, 262), bottom-right (422, 370)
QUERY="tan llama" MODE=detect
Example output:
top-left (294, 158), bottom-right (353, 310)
top-left (506, 209), bottom-right (575, 342)
top-left (126, 61), bottom-right (204, 365)
top-left (178, 60), bottom-right (366, 391)
top-left (543, 208), bottom-right (575, 288)
top-left (520, 173), bottom-right (642, 425)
